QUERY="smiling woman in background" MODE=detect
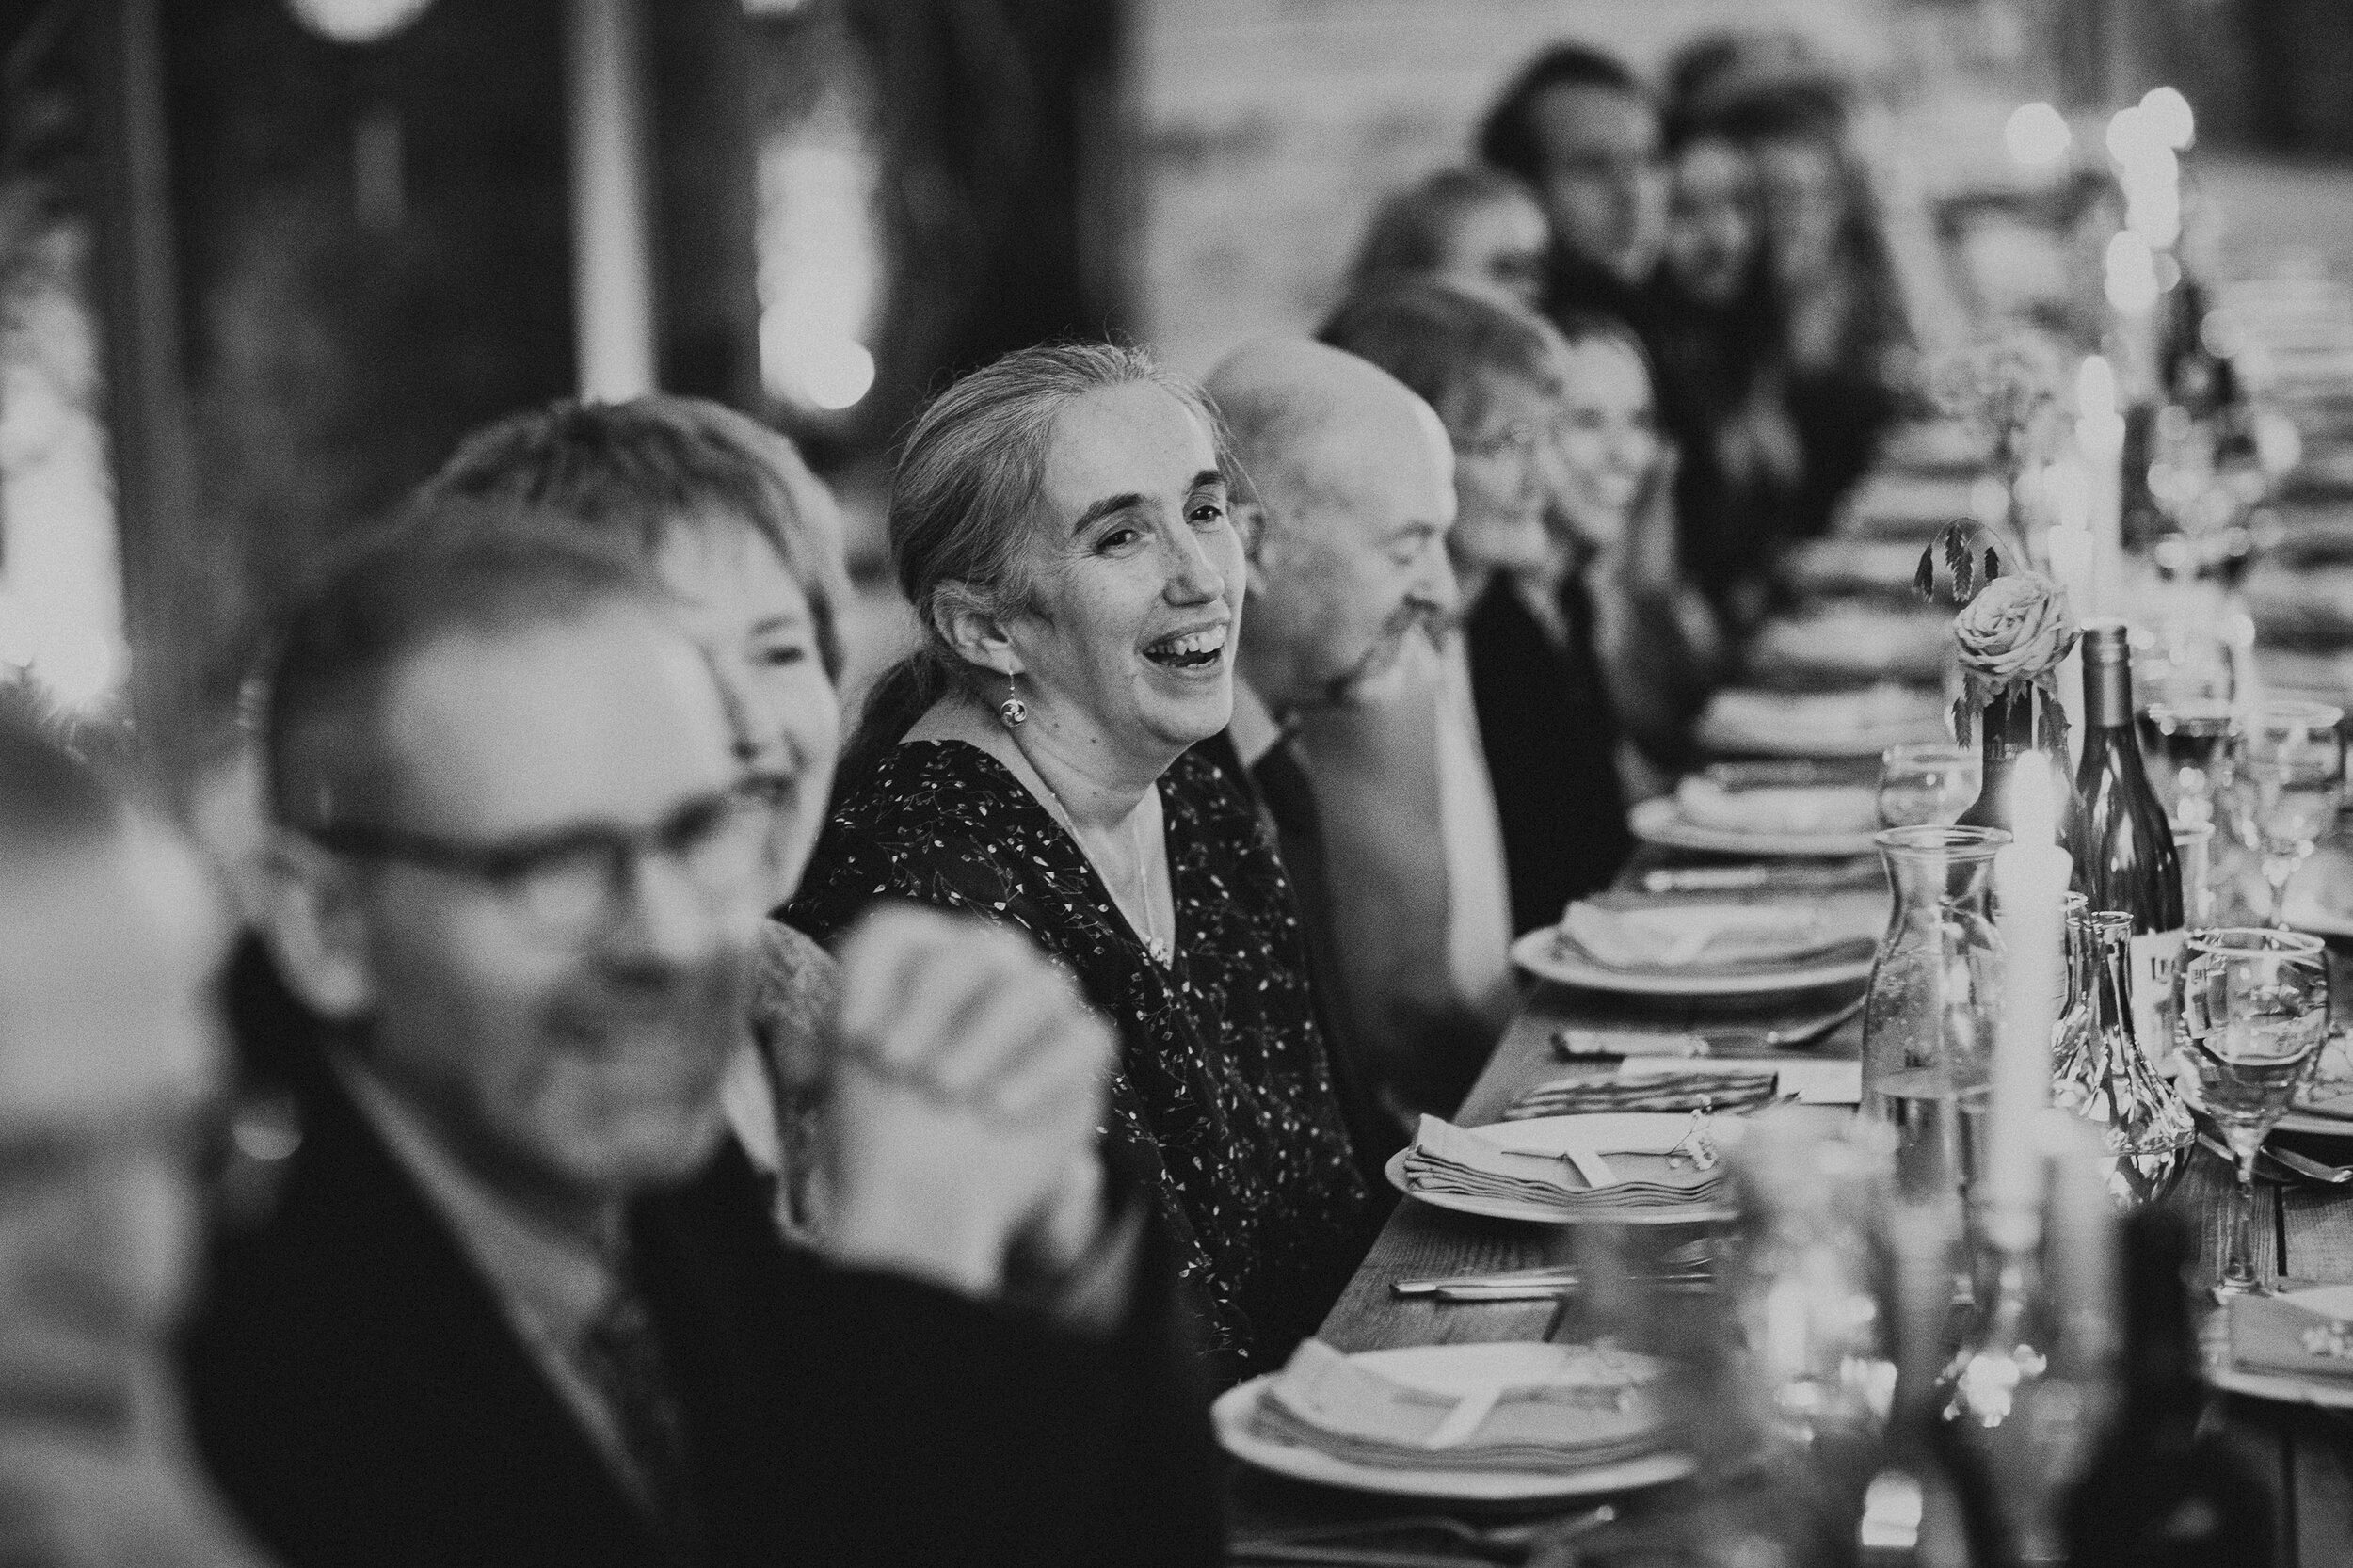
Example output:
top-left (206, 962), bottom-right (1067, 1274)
top-left (787, 343), bottom-right (1378, 1384)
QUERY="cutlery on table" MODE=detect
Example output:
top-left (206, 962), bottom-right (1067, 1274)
top-left (2194, 1129), bottom-right (2353, 1186)
top-left (1703, 993), bottom-right (1868, 1051)
top-left (1393, 1241), bottom-right (1716, 1297)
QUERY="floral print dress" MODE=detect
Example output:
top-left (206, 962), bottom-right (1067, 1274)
top-left (784, 739), bottom-right (1377, 1382)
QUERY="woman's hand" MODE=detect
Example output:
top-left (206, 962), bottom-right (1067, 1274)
top-left (820, 905), bottom-right (1115, 1299)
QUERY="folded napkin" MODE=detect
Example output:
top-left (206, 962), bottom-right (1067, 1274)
top-left (1249, 1339), bottom-right (1667, 1473)
top-left (1748, 607), bottom-right (1952, 682)
top-left (1557, 893), bottom-right (1884, 975)
top-left (1401, 1114), bottom-right (1729, 1215)
top-left (2232, 1293), bottom-right (2353, 1382)
top-left (1696, 685), bottom-right (1945, 758)
top-left (1673, 776), bottom-right (1881, 839)
top-left (1504, 1067), bottom-right (1782, 1121)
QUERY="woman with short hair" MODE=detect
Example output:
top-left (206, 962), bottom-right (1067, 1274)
top-left (788, 343), bottom-right (1377, 1384)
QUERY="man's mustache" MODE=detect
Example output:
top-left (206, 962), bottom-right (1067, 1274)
top-left (1309, 600), bottom-right (1449, 712)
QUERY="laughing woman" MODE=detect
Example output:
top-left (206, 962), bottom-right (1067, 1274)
top-left (787, 344), bottom-right (1378, 1383)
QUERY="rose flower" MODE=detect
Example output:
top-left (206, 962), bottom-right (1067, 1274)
top-left (1953, 572), bottom-right (2078, 684)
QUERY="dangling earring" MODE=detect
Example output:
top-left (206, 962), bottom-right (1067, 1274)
top-left (999, 671), bottom-right (1028, 727)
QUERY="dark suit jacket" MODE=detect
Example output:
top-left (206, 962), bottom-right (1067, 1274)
top-left (180, 1037), bottom-right (1223, 1568)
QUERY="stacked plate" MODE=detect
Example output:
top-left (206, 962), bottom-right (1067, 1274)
top-left (1694, 683), bottom-right (1947, 760)
top-left (1215, 1340), bottom-right (1693, 1500)
top-left (1513, 888), bottom-right (1885, 997)
top-left (1384, 1112), bottom-right (1738, 1226)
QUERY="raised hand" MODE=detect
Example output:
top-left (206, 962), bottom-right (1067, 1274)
top-left (818, 905), bottom-right (1115, 1298)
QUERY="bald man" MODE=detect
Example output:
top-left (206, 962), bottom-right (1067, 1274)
top-left (1208, 340), bottom-right (1514, 1144)
top-left (0, 708), bottom-right (264, 1568)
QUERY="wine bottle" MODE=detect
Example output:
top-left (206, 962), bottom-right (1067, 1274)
top-left (1956, 686), bottom-right (2082, 856)
top-left (2062, 1210), bottom-right (2272, 1568)
top-left (2073, 621), bottom-right (2186, 1059)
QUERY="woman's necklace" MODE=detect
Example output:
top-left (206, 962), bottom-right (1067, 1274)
top-left (1022, 757), bottom-right (1170, 966)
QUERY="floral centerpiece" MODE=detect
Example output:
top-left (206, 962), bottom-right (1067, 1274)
top-left (1915, 521), bottom-right (2080, 766)
top-left (1926, 328), bottom-right (2074, 556)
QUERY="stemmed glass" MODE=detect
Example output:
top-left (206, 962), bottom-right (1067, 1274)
top-left (2136, 699), bottom-right (2240, 828)
top-left (1876, 744), bottom-right (1978, 829)
top-left (2240, 702), bottom-right (2345, 924)
top-left (2179, 928), bottom-right (2331, 1297)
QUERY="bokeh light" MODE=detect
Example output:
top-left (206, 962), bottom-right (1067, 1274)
top-left (2004, 103), bottom-right (2073, 168)
top-left (2138, 87), bottom-right (2196, 151)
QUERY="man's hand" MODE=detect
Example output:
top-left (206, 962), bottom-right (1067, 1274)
top-left (818, 906), bottom-right (1114, 1299)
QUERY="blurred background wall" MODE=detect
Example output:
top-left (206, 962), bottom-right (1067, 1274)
top-left (0, 0), bottom-right (2348, 771)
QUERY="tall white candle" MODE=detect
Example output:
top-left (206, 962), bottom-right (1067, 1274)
top-left (2075, 356), bottom-right (2126, 616)
top-left (1985, 754), bottom-right (2072, 1250)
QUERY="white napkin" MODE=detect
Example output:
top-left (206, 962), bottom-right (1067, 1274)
top-left (1402, 1114), bottom-right (1729, 1211)
top-left (1250, 1340), bottom-right (1668, 1471)
top-left (1559, 894), bottom-right (1883, 972)
top-left (1695, 684), bottom-right (1945, 756)
top-left (1673, 776), bottom-right (1880, 839)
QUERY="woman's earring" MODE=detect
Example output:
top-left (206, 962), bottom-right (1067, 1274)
top-left (998, 672), bottom-right (1028, 728)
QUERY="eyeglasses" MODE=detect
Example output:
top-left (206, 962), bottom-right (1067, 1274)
top-left (1454, 420), bottom-right (1561, 462)
top-left (297, 780), bottom-right (774, 936)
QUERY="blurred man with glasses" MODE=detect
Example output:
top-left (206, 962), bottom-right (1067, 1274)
top-left (182, 514), bottom-right (1218, 1568)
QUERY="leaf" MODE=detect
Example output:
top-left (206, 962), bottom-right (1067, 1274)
top-left (1983, 547), bottom-right (2002, 584)
top-left (1945, 526), bottom-right (1975, 601)
top-left (1914, 547), bottom-right (1935, 600)
top-left (1950, 696), bottom-right (1970, 747)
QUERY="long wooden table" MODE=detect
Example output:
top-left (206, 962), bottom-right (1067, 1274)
top-left (1228, 899), bottom-right (2353, 1565)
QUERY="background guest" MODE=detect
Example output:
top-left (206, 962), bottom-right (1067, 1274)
top-left (1207, 336), bottom-right (1509, 1149)
top-left (1324, 281), bottom-right (1719, 932)
top-left (1345, 166), bottom-right (1552, 312)
top-left (1718, 80), bottom-right (1914, 539)
top-left (418, 395), bottom-right (852, 1239)
top-left (789, 343), bottom-right (1378, 1384)
top-left (1649, 98), bottom-right (1803, 627)
top-left (1475, 42), bottom-right (1668, 341)
top-left (0, 708), bottom-right (263, 1568)
top-left (187, 520), bottom-right (1221, 1568)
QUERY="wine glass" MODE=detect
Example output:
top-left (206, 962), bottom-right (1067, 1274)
top-left (2136, 700), bottom-right (2240, 828)
top-left (1877, 744), bottom-right (1979, 829)
top-left (2179, 928), bottom-right (2330, 1297)
top-left (2239, 702), bottom-right (2345, 924)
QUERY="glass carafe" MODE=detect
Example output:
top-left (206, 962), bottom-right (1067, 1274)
top-left (1864, 826), bottom-right (2010, 1210)
top-left (2053, 911), bottom-right (2196, 1210)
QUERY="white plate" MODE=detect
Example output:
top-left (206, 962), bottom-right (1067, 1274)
top-left (1382, 1148), bottom-right (1737, 1226)
top-left (1629, 797), bottom-right (1882, 859)
top-left (1213, 1342), bottom-right (1697, 1502)
top-left (2207, 1285), bottom-right (2353, 1410)
top-left (1510, 924), bottom-right (1877, 998)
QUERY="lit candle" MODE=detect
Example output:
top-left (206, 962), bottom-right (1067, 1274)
top-left (1985, 754), bottom-right (2072, 1249)
top-left (2041, 464), bottom-right (2095, 768)
top-left (2074, 356), bottom-right (2125, 616)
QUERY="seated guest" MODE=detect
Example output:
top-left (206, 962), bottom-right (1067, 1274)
top-left (1648, 100), bottom-right (1802, 628)
top-left (1345, 166), bottom-right (1551, 312)
top-left (787, 342), bottom-right (1379, 1384)
top-left (184, 521), bottom-right (1221, 1568)
top-left (1716, 79), bottom-right (1913, 539)
top-left (1475, 42), bottom-right (1666, 343)
top-left (1205, 337), bottom-right (1512, 1129)
top-left (0, 711), bottom-right (264, 1568)
top-left (1323, 282), bottom-right (1721, 932)
top-left (415, 394), bottom-right (852, 1237)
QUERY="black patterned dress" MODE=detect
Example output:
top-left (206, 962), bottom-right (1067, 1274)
top-left (784, 738), bottom-right (1378, 1383)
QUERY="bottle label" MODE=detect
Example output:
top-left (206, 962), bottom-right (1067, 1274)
top-left (2132, 928), bottom-right (2186, 1064)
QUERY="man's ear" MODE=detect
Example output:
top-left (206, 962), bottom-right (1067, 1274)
top-left (255, 829), bottom-right (376, 1022)
top-left (1234, 499), bottom-right (1276, 598)
top-left (930, 581), bottom-right (1022, 677)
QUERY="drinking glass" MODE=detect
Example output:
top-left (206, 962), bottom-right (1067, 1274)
top-left (2136, 700), bottom-right (2240, 828)
top-left (2179, 928), bottom-right (2330, 1296)
top-left (2240, 702), bottom-right (2345, 923)
top-left (1877, 744), bottom-right (1979, 829)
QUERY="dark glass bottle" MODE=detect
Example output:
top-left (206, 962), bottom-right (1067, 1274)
top-left (2062, 1210), bottom-right (2273, 1568)
top-left (1956, 685), bottom-right (2081, 857)
top-left (2073, 620), bottom-right (2185, 1055)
